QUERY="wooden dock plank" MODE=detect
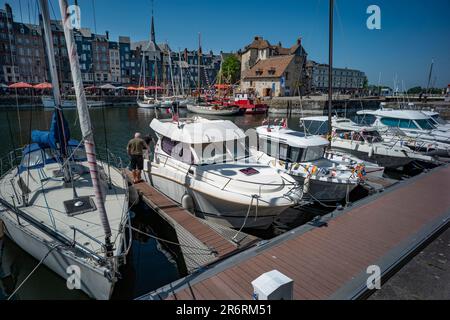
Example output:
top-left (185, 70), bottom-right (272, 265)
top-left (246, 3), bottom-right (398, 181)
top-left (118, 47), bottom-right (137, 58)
top-left (125, 170), bottom-right (256, 272)
top-left (142, 165), bottom-right (450, 300)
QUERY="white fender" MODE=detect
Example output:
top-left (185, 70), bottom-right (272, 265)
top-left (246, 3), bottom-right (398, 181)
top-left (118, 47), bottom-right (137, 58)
top-left (181, 193), bottom-right (195, 212)
top-left (368, 145), bottom-right (374, 158)
top-left (303, 176), bottom-right (310, 195)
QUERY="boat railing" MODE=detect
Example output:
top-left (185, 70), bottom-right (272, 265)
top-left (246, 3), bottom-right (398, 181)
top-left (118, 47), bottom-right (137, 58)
top-left (0, 146), bottom-right (132, 265)
top-left (0, 148), bottom-right (23, 180)
top-left (154, 152), bottom-right (301, 198)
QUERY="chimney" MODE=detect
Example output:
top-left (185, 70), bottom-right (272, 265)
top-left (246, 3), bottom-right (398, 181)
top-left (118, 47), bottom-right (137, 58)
top-left (278, 41), bottom-right (282, 47)
top-left (105, 31), bottom-right (109, 40)
top-left (254, 36), bottom-right (262, 41)
top-left (297, 37), bottom-right (302, 46)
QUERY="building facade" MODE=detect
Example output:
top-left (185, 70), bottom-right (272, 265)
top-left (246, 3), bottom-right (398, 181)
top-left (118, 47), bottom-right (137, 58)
top-left (240, 36), bottom-right (309, 97)
top-left (309, 61), bottom-right (367, 93)
top-left (0, 3), bottom-right (238, 90)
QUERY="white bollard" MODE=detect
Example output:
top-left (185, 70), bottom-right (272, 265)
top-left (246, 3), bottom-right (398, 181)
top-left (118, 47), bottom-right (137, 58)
top-left (251, 270), bottom-right (294, 300)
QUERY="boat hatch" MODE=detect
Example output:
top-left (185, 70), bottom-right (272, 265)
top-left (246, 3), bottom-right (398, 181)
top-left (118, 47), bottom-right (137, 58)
top-left (240, 167), bottom-right (260, 176)
top-left (63, 196), bottom-right (97, 217)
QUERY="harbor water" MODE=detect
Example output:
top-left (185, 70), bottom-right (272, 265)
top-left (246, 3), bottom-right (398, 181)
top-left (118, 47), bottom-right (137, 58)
top-left (0, 105), bottom-right (293, 300)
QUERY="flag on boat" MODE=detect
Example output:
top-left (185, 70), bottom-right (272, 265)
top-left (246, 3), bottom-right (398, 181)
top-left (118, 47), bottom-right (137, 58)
top-left (262, 118), bottom-right (269, 125)
top-left (281, 118), bottom-right (288, 129)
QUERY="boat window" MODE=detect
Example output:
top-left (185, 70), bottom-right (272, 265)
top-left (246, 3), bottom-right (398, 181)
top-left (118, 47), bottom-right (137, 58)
top-left (301, 146), bottom-right (325, 162)
top-left (279, 143), bottom-right (289, 161)
top-left (199, 139), bottom-right (248, 165)
top-left (432, 115), bottom-right (446, 125)
top-left (398, 119), bottom-right (418, 129)
top-left (289, 147), bottom-right (304, 163)
top-left (335, 130), bottom-right (352, 140)
top-left (415, 119), bottom-right (435, 130)
top-left (161, 137), bottom-right (194, 164)
top-left (161, 136), bottom-right (177, 156)
top-left (380, 118), bottom-right (400, 127)
top-left (20, 150), bottom-right (44, 168)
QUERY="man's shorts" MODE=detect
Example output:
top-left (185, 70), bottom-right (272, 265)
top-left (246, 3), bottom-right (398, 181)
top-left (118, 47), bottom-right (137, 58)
top-left (130, 155), bottom-right (144, 171)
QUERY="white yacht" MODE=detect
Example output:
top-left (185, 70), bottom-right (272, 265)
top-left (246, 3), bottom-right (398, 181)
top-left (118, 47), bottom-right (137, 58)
top-left (300, 116), bottom-right (435, 168)
top-left (253, 125), bottom-right (359, 202)
top-left (42, 96), bottom-right (105, 109)
top-left (145, 117), bottom-right (303, 229)
top-left (357, 108), bottom-right (450, 143)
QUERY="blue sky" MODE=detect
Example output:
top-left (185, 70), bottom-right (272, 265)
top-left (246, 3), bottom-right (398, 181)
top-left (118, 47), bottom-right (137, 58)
top-left (3, 0), bottom-right (450, 88)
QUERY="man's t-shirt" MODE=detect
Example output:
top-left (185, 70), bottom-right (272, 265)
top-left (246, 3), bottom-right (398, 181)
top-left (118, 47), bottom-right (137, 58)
top-left (127, 138), bottom-right (147, 156)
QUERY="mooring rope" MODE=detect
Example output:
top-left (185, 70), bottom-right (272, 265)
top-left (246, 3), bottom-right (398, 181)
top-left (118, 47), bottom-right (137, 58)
top-left (7, 244), bottom-right (62, 300)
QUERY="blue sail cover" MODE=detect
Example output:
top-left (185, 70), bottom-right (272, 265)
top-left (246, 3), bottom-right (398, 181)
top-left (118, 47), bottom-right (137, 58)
top-left (31, 110), bottom-right (70, 155)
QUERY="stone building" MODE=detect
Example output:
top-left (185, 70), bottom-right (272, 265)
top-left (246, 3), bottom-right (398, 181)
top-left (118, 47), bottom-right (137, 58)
top-left (240, 36), bottom-right (308, 97)
top-left (109, 41), bottom-right (121, 84)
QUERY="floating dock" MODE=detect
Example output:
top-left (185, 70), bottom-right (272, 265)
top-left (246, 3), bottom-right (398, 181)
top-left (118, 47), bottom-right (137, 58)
top-left (125, 170), bottom-right (258, 273)
top-left (137, 165), bottom-right (450, 300)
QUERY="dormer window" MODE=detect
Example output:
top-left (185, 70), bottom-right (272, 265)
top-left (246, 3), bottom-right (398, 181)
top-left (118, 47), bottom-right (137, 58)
top-left (256, 69), bottom-right (263, 76)
top-left (268, 67), bottom-right (276, 75)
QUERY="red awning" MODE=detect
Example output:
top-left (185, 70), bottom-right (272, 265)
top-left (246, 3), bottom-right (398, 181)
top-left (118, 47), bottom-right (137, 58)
top-left (126, 86), bottom-right (138, 90)
top-left (33, 82), bottom-right (52, 89)
top-left (9, 82), bottom-right (33, 89)
top-left (85, 85), bottom-right (97, 90)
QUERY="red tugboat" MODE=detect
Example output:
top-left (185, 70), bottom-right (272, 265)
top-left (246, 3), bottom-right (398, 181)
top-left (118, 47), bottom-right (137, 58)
top-left (234, 93), bottom-right (269, 115)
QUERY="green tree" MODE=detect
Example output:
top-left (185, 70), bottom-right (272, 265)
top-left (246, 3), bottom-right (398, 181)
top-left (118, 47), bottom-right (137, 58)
top-left (407, 86), bottom-right (423, 94)
top-left (220, 55), bottom-right (241, 84)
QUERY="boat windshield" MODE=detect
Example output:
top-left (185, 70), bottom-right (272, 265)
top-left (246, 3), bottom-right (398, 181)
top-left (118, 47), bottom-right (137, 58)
top-left (415, 119), bottom-right (436, 130)
top-left (290, 146), bottom-right (325, 162)
top-left (301, 120), bottom-right (328, 136)
top-left (432, 115), bottom-right (447, 125)
top-left (197, 138), bottom-right (249, 165)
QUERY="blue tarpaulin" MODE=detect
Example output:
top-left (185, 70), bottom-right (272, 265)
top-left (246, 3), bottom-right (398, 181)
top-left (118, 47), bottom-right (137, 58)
top-left (31, 110), bottom-right (70, 154)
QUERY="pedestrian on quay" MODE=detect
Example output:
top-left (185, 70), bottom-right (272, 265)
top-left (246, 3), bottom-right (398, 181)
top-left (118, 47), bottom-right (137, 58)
top-left (127, 132), bottom-right (148, 184)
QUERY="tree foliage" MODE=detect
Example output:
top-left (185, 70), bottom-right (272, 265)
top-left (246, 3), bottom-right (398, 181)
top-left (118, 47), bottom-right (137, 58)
top-left (220, 55), bottom-right (241, 84)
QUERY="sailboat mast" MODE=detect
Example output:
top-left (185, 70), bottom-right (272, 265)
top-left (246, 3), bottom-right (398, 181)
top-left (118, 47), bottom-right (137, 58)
top-left (39, 0), bottom-right (62, 108)
top-left (426, 59), bottom-right (434, 95)
top-left (58, 0), bottom-right (113, 255)
top-left (327, 0), bottom-right (334, 142)
top-left (168, 44), bottom-right (176, 96)
top-left (179, 50), bottom-right (185, 96)
top-left (198, 33), bottom-right (201, 95)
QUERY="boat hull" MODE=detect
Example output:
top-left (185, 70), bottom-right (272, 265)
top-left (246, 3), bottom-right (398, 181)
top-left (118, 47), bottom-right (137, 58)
top-left (187, 104), bottom-right (240, 116)
top-left (293, 175), bottom-right (356, 202)
top-left (150, 174), bottom-right (288, 229)
top-left (0, 211), bottom-right (115, 300)
top-left (331, 147), bottom-right (413, 169)
top-left (42, 97), bottom-right (105, 109)
top-left (137, 100), bottom-right (160, 109)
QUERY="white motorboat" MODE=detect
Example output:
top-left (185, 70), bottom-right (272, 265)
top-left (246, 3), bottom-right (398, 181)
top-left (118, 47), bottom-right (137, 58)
top-left (145, 117), bottom-right (303, 229)
top-left (42, 96), bottom-right (105, 109)
top-left (357, 108), bottom-right (450, 146)
top-left (252, 125), bottom-right (359, 202)
top-left (300, 116), bottom-right (435, 168)
top-left (0, 0), bottom-right (131, 300)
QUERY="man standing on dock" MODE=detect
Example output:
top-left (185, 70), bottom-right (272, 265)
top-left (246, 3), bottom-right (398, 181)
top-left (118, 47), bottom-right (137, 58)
top-left (127, 133), bottom-right (148, 184)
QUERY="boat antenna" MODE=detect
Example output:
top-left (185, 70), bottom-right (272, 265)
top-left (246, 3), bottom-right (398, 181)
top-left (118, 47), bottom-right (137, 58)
top-left (327, 0), bottom-right (334, 146)
top-left (58, 0), bottom-right (114, 257)
top-left (198, 32), bottom-right (202, 101)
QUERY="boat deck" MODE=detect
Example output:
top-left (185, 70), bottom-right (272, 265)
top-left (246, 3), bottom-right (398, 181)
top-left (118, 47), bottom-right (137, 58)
top-left (138, 165), bottom-right (450, 300)
top-left (125, 170), bottom-right (259, 272)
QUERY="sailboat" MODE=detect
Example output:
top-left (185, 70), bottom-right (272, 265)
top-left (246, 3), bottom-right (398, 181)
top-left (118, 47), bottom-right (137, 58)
top-left (0, 0), bottom-right (130, 300)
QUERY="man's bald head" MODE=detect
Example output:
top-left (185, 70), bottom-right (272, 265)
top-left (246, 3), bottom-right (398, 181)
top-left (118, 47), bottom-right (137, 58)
top-left (135, 132), bottom-right (141, 139)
